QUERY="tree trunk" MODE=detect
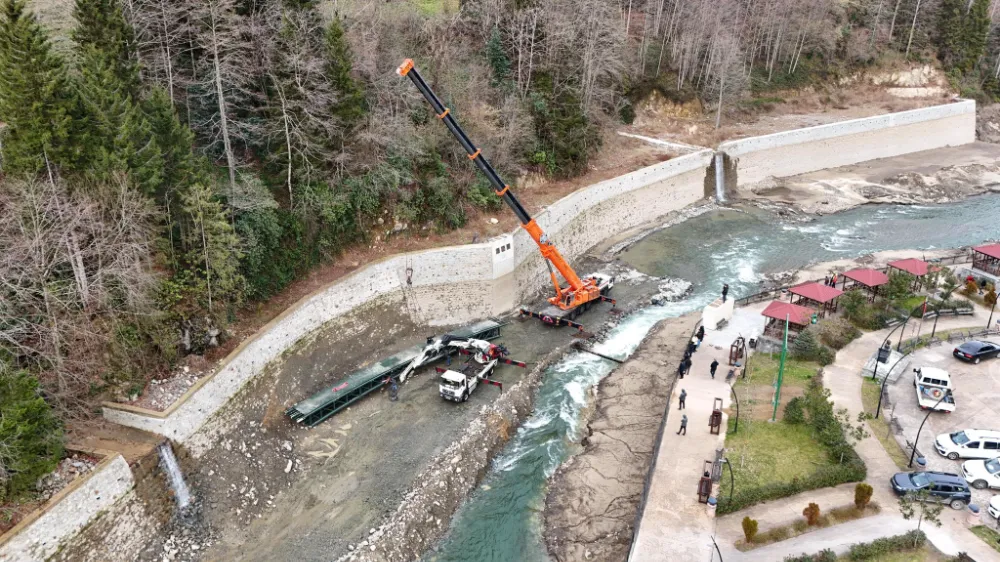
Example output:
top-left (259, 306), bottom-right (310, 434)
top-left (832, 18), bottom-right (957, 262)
top-left (160, 1), bottom-right (175, 103)
top-left (209, 12), bottom-right (238, 198)
top-left (275, 84), bottom-right (294, 207)
top-left (870, 0), bottom-right (884, 49)
top-left (888, 0), bottom-right (903, 42)
top-left (905, 0), bottom-right (923, 58)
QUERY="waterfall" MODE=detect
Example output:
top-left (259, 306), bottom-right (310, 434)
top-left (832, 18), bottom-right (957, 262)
top-left (714, 152), bottom-right (726, 203)
top-left (158, 442), bottom-right (193, 511)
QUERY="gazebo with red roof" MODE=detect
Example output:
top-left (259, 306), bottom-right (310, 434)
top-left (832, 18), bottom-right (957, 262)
top-left (789, 282), bottom-right (843, 317)
top-left (888, 258), bottom-right (930, 290)
top-left (841, 268), bottom-right (889, 301)
top-left (761, 300), bottom-right (816, 340)
top-left (973, 244), bottom-right (1000, 277)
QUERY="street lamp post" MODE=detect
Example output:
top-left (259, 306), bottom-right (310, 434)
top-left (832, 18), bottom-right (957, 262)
top-left (988, 298), bottom-right (997, 330)
top-left (873, 301), bottom-right (927, 381)
top-left (722, 458), bottom-right (735, 504)
top-left (908, 388), bottom-right (953, 468)
top-left (729, 383), bottom-right (740, 435)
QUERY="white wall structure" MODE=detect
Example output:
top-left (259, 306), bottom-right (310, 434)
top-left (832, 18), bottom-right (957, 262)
top-left (103, 150), bottom-right (715, 443)
top-left (0, 456), bottom-right (133, 562)
top-left (719, 100), bottom-right (976, 188)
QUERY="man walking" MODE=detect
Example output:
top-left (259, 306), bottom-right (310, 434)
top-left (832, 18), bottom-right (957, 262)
top-left (710, 359), bottom-right (719, 379)
top-left (678, 389), bottom-right (687, 410)
top-left (676, 414), bottom-right (688, 435)
top-left (683, 357), bottom-right (693, 378)
top-left (722, 283), bottom-right (729, 303)
top-left (678, 359), bottom-right (687, 379)
top-left (696, 325), bottom-right (706, 343)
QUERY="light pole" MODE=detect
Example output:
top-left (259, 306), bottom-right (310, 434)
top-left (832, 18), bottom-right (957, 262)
top-left (729, 383), bottom-right (740, 435)
top-left (721, 457), bottom-right (735, 504)
top-left (873, 301), bottom-right (926, 380)
top-left (875, 351), bottom-right (911, 418)
top-left (908, 388), bottom-right (953, 468)
top-left (988, 298), bottom-right (997, 330)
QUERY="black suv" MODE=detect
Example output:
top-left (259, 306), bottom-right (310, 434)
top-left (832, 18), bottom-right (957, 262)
top-left (890, 471), bottom-right (972, 510)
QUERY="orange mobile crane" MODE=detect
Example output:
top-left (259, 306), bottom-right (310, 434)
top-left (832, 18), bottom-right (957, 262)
top-left (397, 59), bottom-right (615, 329)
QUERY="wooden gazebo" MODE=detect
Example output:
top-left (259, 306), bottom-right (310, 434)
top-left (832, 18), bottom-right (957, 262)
top-left (762, 301), bottom-right (815, 341)
top-left (841, 268), bottom-right (889, 301)
top-left (972, 244), bottom-right (1000, 277)
top-left (888, 258), bottom-right (929, 291)
top-left (789, 282), bottom-right (843, 317)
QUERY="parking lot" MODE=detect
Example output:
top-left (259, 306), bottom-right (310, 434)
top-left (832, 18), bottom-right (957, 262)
top-left (885, 341), bottom-right (1000, 515)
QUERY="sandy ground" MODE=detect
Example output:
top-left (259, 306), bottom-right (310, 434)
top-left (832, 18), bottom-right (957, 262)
top-left (61, 259), bottom-right (664, 562)
top-left (746, 143), bottom-right (1000, 215)
top-left (543, 314), bottom-right (698, 562)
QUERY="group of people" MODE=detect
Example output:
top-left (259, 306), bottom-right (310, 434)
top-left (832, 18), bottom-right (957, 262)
top-left (823, 273), bottom-right (839, 287)
top-left (675, 328), bottom-right (721, 436)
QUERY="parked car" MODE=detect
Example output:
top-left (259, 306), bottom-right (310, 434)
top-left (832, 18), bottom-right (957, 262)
top-left (953, 341), bottom-right (1000, 364)
top-left (990, 495), bottom-right (1000, 520)
top-left (935, 429), bottom-right (1000, 460)
top-left (962, 457), bottom-right (1000, 489)
top-left (912, 367), bottom-right (955, 413)
top-left (890, 471), bottom-right (972, 510)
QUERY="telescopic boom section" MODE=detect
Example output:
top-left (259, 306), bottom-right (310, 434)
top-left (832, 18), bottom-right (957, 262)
top-left (397, 58), bottom-right (599, 311)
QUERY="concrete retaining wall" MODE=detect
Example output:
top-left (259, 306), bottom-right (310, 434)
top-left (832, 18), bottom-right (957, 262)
top-left (103, 149), bottom-right (715, 443)
top-left (0, 455), bottom-right (133, 562)
top-left (719, 100), bottom-right (976, 188)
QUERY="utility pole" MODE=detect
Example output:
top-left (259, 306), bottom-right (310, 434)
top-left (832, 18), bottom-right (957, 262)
top-left (772, 314), bottom-right (789, 422)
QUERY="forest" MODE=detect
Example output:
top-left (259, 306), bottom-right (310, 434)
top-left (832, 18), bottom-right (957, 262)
top-left (0, 0), bottom-right (996, 500)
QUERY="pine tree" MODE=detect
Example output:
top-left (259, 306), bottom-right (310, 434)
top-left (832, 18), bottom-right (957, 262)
top-left (325, 17), bottom-right (365, 130)
top-left (0, 361), bottom-right (64, 501)
top-left (72, 0), bottom-right (139, 96)
top-left (960, 0), bottom-right (991, 72)
top-left (486, 26), bottom-right (512, 89)
top-left (179, 182), bottom-right (243, 313)
top-left (936, 0), bottom-right (964, 70)
top-left (76, 46), bottom-right (164, 195)
top-left (0, 0), bottom-right (78, 175)
top-left (143, 87), bottom-right (201, 201)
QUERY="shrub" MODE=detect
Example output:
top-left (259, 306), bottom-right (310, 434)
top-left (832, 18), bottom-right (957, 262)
top-left (756, 525), bottom-right (791, 543)
top-left (815, 345), bottom-right (835, 366)
top-left (784, 550), bottom-right (837, 562)
top-left (987, 289), bottom-right (997, 306)
top-left (792, 329), bottom-right (819, 359)
top-left (818, 318), bottom-right (861, 350)
top-left (784, 397), bottom-right (806, 424)
top-left (742, 516), bottom-right (759, 543)
top-left (803, 503), bottom-right (821, 525)
top-left (718, 462), bottom-right (867, 514)
top-left (963, 279), bottom-right (979, 296)
top-left (847, 530), bottom-right (926, 560)
top-left (854, 483), bottom-right (873, 510)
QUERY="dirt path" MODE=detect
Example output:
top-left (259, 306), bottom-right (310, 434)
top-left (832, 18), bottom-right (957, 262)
top-left (543, 314), bottom-right (698, 562)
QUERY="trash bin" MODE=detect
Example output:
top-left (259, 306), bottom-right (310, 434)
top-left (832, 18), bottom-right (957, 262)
top-left (915, 457), bottom-right (927, 470)
top-left (707, 496), bottom-right (718, 517)
top-left (967, 504), bottom-right (981, 526)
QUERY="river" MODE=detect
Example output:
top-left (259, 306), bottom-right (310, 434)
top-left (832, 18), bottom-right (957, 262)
top-left (425, 194), bottom-right (1000, 562)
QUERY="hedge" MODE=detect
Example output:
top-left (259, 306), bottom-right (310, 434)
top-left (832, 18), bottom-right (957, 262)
top-left (784, 549), bottom-right (836, 562)
top-left (847, 530), bottom-right (926, 560)
top-left (717, 461), bottom-right (867, 514)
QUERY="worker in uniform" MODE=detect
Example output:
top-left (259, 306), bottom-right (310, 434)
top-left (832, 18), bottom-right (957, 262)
top-left (678, 389), bottom-right (687, 410)
top-left (676, 414), bottom-right (688, 435)
top-left (722, 283), bottom-right (729, 303)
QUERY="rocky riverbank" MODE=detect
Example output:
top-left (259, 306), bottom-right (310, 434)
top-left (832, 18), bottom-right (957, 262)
top-left (746, 142), bottom-right (1000, 215)
top-left (542, 314), bottom-right (698, 562)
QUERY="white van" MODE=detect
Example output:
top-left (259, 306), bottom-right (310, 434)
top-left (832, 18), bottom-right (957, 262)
top-left (935, 429), bottom-right (1000, 460)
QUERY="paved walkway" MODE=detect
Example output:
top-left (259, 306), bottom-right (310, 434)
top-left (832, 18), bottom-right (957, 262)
top-left (719, 514), bottom-right (912, 561)
top-left (629, 337), bottom-right (734, 562)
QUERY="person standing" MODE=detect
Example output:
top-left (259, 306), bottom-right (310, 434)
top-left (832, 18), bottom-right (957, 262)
top-left (696, 325), bottom-right (706, 343)
top-left (722, 283), bottom-right (729, 303)
top-left (678, 359), bottom-right (687, 379)
top-left (824, 275), bottom-right (830, 287)
top-left (710, 359), bottom-right (719, 379)
top-left (678, 389), bottom-right (687, 410)
top-left (683, 357), bottom-right (693, 378)
top-left (676, 414), bottom-right (688, 435)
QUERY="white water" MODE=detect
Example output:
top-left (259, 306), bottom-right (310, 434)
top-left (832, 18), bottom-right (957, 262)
top-left (158, 442), bottom-right (193, 511)
top-left (714, 152), bottom-right (725, 202)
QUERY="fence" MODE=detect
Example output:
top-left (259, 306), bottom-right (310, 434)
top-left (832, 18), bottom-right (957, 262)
top-left (897, 327), bottom-right (1000, 354)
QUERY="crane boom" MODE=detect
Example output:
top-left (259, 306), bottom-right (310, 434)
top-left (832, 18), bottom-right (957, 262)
top-left (397, 58), bottom-right (599, 311)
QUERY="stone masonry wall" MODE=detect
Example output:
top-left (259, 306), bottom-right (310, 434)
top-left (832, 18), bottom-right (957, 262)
top-left (0, 455), bottom-right (133, 562)
top-left (719, 100), bottom-right (976, 188)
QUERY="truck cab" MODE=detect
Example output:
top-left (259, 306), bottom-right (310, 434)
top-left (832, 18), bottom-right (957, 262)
top-left (439, 370), bottom-right (478, 402)
top-left (913, 367), bottom-right (955, 412)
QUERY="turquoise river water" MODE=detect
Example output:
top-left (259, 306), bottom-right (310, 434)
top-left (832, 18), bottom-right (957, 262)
top-left (426, 194), bottom-right (1000, 562)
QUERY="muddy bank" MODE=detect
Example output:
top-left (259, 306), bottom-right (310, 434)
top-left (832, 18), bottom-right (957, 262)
top-left (746, 142), bottom-right (1000, 215)
top-left (543, 314), bottom-right (699, 562)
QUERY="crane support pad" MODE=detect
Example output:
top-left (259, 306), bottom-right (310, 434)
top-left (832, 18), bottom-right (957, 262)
top-left (285, 319), bottom-right (503, 427)
top-left (519, 308), bottom-right (584, 331)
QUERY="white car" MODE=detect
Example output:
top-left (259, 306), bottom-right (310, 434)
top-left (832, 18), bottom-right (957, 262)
top-left (962, 457), bottom-right (1000, 489)
top-left (935, 429), bottom-right (1000, 460)
top-left (990, 496), bottom-right (1000, 520)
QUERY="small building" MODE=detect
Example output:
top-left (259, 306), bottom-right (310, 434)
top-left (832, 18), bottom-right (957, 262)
top-left (972, 243), bottom-right (1000, 277)
top-left (789, 282), bottom-right (843, 317)
top-left (761, 300), bottom-right (816, 341)
top-left (841, 268), bottom-right (889, 301)
top-left (888, 258), bottom-right (930, 291)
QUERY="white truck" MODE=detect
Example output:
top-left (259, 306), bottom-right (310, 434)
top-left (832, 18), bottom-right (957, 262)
top-left (438, 360), bottom-right (501, 402)
top-left (913, 367), bottom-right (956, 413)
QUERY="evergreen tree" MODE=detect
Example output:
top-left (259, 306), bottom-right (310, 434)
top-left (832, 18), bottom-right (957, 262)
top-left (180, 182), bottom-right (244, 313)
top-left (936, 0), bottom-right (964, 70)
top-left (143, 87), bottom-right (200, 200)
top-left (485, 26), bottom-right (512, 89)
top-left (0, 361), bottom-right (64, 501)
top-left (325, 17), bottom-right (365, 130)
top-left (72, 0), bottom-right (140, 96)
top-left (960, 0), bottom-right (991, 72)
top-left (0, 0), bottom-right (78, 175)
top-left (76, 46), bottom-right (164, 195)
